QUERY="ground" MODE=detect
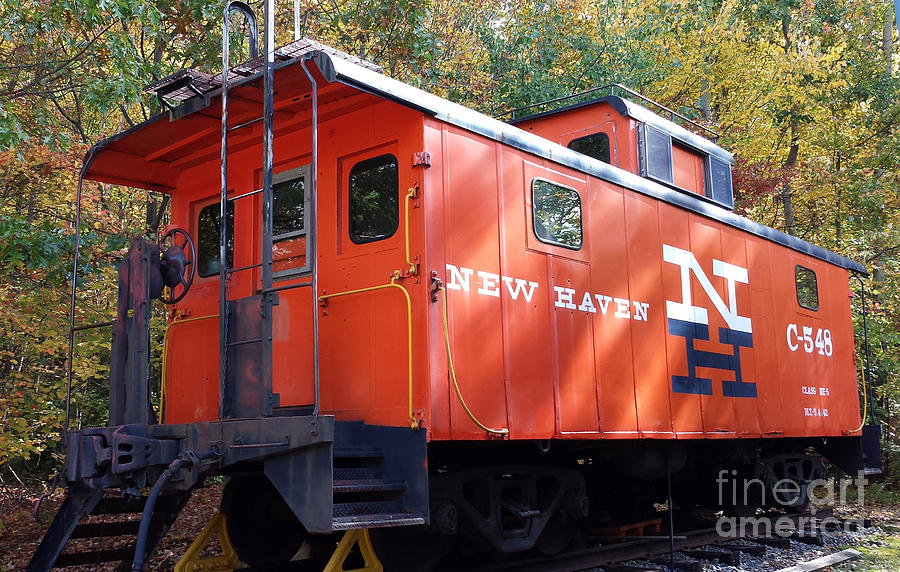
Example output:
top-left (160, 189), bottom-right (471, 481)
top-left (3, 480), bottom-right (900, 571)
top-left (0, 480), bottom-right (224, 571)
top-left (832, 495), bottom-right (900, 572)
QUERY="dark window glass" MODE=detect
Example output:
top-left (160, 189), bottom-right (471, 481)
top-left (532, 179), bottom-right (582, 249)
top-left (568, 132), bottom-right (610, 163)
top-left (197, 201), bottom-right (234, 278)
top-left (796, 266), bottom-right (819, 311)
top-left (645, 126), bottom-right (673, 183)
top-left (349, 154), bottom-right (399, 244)
top-left (709, 156), bottom-right (734, 208)
top-left (273, 175), bottom-right (305, 241)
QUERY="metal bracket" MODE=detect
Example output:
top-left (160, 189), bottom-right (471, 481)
top-left (430, 271), bottom-right (443, 302)
top-left (413, 151), bottom-right (431, 168)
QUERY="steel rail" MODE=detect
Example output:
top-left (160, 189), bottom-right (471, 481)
top-left (460, 508), bottom-right (836, 572)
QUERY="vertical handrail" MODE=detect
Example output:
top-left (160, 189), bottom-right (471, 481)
top-left (853, 273), bottom-right (874, 426)
top-left (221, 1), bottom-right (258, 421)
top-left (300, 57), bottom-right (321, 424)
top-left (63, 147), bottom-right (97, 438)
top-left (260, 0), bottom-right (276, 416)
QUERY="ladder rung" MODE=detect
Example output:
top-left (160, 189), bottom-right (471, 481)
top-left (228, 116), bottom-right (263, 132)
top-left (54, 547), bottom-right (134, 567)
top-left (225, 337), bottom-right (263, 347)
top-left (333, 479), bottom-right (406, 493)
top-left (70, 520), bottom-right (141, 539)
top-left (93, 496), bottom-right (146, 515)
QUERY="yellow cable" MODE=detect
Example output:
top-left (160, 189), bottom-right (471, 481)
top-left (851, 356), bottom-right (868, 434)
top-left (160, 314), bottom-right (218, 422)
top-left (438, 286), bottom-right (509, 436)
top-left (320, 272), bottom-right (417, 429)
top-left (404, 188), bottom-right (417, 276)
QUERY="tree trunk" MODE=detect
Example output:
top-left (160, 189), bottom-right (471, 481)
top-left (780, 15), bottom-right (798, 236)
top-left (781, 110), bottom-right (799, 236)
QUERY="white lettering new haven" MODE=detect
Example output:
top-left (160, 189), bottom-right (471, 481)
top-left (445, 263), bottom-right (649, 322)
top-left (445, 264), bottom-right (474, 292)
top-left (633, 301), bottom-right (649, 322)
top-left (477, 270), bottom-right (501, 297)
top-left (554, 287), bottom-right (577, 309)
top-left (595, 295), bottom-right (612, 315)
top-left (578, 292), bottom-right (597, 313)
top-left (502, 276), bottom-right (539, 302)
top-left (662, 244), bottom-right (752, 334)
top-left (614, 298), bottom-right (631, 319)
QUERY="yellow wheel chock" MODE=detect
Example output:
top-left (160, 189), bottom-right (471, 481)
top-left (175, 513), bottom-right (241, 572)
top-left (323, 529), bottom-right (383, 572)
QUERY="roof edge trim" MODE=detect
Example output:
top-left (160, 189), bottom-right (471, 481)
top-left (317, 53), bottom-right (864, 275)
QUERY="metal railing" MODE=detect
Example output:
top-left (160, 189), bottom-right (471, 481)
top-left (497, 83), bottom-right (719, 141)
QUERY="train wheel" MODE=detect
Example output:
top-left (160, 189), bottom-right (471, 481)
top-left (534, 515), bottom-right (580, 556)
top-left (369, 526), bottom-right (451, 572)
top-left (220, 475), bottom-right (307, 568)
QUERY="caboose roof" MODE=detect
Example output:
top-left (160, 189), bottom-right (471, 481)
top-left (509, 95), bottom-right (734, 167)
top-left (80, 39), bottom-right (865, 274)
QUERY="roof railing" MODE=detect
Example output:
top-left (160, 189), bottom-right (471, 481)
top-left (498, 83), bottom-right (719, 142)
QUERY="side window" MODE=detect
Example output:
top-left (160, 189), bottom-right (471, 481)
top-left (795, 265), bottom-right (819, 311)
top-left (532, 178), bottom-right (582, 249)
top-left (272, 165), bottom-right (310, 276)
top-left (349, 154), bottom-right (399, 244)
top-left (643, 125), bottom-right (673, 183)
top-left (197, 201), bottom-right (234, 278)
top-left (568, 132), bottom-right (610, 164)
top-left (708, 156), bottom-right (734, 208)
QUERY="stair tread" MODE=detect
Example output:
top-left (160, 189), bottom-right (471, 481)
top-left (93, 496), bottom-right (146, 515)
top-left (70, 520), bottom-right (141, 538)
top-left (332, 513), bottom-right (426, 530)
top-left (333, 478), bottom-right (406, 493)
top-left (54, 546), bottom-right (134, 567)
top-left (333, 448), bottom-right (384, 458)
top-left (334, 499), bottom-right (402, 517)
top-left (333, 467), bottom-right (384, 480)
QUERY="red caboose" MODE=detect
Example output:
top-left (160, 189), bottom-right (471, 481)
top-left (30, 25), bottom-right (878, 572)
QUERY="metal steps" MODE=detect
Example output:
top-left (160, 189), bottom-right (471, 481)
top-left (330, 447), bottom-right (425, 530)
top-left (333, 514), bottom-right (426, 530)
top-left (27, 490), bottom-right (190, 572)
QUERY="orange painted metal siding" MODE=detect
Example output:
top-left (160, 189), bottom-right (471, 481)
top-left (161, 83), bottom-right (860, 443)
top-left (424, 120), bottom-right (860, 441)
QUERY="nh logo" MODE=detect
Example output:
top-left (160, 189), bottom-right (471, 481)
top-left (662, 244), bottom-right (757, 398)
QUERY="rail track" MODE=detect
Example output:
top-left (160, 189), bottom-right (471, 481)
top-left (449, 507), bottom-right (866, 572)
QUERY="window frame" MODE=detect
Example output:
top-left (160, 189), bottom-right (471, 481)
top-left (795, 265), bottom-right (819, 311)
top-left (195, 199), bottom-right (235, 279)
top-left (531, 177), bottom-right (584, 251)
top-left (567, 131), bottom-right (611, 164)
top-left (705, 155), bottom-right (734, 208)
top-left (270, 164), bottom-right (312, 279)
top-left (639, 124), bottom-right (674, 185)
top-left (347, 153), bottom-right (400, 245)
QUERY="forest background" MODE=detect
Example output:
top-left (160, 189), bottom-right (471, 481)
top-left (0, 0), bottom-right (899, 485)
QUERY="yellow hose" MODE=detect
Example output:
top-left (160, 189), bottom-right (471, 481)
top-left (438, 286), bottom-right (509, 436)
top-left (319, 272), bottom-right (417, 429)
top-left (160, 314), bottom-right (218, 422)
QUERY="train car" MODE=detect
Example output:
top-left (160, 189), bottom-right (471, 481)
top-left (29, 11), bottom-right (880, 572)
